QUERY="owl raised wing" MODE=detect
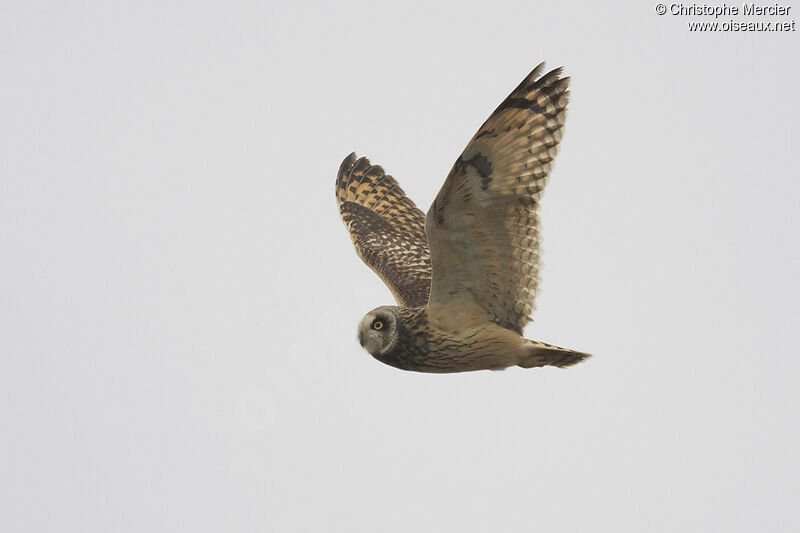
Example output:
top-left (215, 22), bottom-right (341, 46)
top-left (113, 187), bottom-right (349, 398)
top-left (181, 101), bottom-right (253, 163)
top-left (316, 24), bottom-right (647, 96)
top-left (426, 62), bottom-right (569, 334)
top-left (335, 154), bottom-right (431, 307)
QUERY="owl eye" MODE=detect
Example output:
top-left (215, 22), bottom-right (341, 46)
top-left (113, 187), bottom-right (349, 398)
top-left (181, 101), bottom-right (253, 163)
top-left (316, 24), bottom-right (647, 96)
top-left (372, 320), bottom-right (384, 331)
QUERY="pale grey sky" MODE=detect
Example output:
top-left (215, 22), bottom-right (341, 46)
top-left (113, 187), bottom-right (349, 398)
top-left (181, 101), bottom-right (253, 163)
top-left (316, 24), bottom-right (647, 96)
top-left (2, 1), bottom-right (799, 531)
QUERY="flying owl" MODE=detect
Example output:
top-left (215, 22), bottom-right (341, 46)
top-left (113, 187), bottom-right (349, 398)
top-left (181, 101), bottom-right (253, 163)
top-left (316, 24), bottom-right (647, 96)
top-left (335, 63), bottom-right (591, 373)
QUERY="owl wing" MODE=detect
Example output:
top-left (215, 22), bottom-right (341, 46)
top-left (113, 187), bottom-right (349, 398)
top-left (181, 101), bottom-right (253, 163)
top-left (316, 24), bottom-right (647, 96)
top-left (336, 153), bottom-right (432, 307)
top-left (425, 63), bottom-right (570, 334)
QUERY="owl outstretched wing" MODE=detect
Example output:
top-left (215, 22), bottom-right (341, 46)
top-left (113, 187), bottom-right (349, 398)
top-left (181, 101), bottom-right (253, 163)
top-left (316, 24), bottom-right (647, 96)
top-left (336, 153), bottom-right (432, 307)
top-left (426, 63), bottom-right (570, 334)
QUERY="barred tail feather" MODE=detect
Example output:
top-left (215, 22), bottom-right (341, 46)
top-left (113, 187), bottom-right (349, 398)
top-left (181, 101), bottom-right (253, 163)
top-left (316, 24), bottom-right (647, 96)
top-left (519, 340), bottom-right (592, 368)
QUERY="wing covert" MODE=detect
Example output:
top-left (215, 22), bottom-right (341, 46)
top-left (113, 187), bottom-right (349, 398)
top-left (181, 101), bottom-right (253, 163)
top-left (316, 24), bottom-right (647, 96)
top-left (336, 153), bottom-right (431, 307)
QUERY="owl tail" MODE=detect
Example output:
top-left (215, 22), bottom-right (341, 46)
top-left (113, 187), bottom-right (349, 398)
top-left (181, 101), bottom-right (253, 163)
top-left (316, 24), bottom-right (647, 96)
top-left (519, 340), bottom-right (592, 369)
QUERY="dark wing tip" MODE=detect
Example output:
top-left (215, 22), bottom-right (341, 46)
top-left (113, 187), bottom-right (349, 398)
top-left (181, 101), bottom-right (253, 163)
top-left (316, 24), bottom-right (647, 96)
top-left (364, 164), bottom-right (385, 179)
top-left (337, 152), bottom-right (358, 185)
top-left (513, 62), bottom-right (546, 93)
top-left (511, 63), bottom-right (569, 96)
top-left (336, 152), bottom-right (369, 207)
top-left (335, 152), bottom-right (392, 211)
top-left (489, 63), bottom-right (570, 119)
top-left (534, 66), bottom-right (567, 91)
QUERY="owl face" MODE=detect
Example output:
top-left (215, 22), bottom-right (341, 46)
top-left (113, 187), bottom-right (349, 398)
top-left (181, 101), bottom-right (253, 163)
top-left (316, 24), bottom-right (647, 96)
top-left (358, 306), bottom-right (398, 358)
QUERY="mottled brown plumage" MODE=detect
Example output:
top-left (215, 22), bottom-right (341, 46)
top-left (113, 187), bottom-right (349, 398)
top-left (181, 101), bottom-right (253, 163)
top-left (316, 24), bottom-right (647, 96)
top-left (336, 156), bottom-right (431, 307)
top-left (336, 63), bottom-right (591, 373)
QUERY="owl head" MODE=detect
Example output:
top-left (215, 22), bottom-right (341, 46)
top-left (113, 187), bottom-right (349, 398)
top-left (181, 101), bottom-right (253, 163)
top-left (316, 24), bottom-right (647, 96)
top-left (358, 306), bottom-right (399, 358)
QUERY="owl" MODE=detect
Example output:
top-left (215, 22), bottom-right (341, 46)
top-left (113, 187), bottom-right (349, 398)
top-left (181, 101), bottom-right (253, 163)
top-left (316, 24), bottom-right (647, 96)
top-left (336, 63), bottom-right (591, 373)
